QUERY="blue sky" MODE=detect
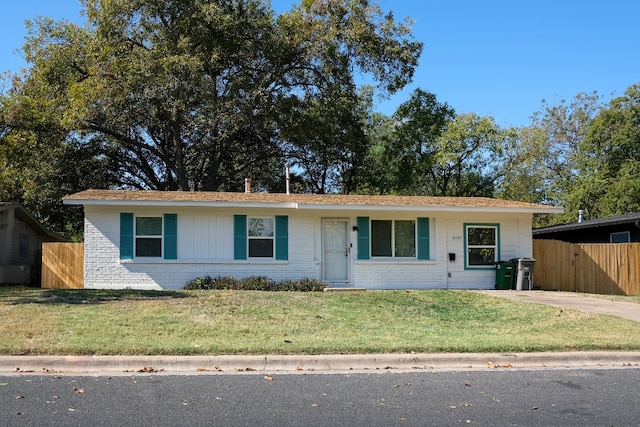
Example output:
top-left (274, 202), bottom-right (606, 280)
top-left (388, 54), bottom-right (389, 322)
top-left (1, 0), bottom-right (638, 127)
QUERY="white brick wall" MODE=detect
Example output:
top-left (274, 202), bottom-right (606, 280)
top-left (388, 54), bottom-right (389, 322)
top-left (84, 207), bottom-right (320, 290)
top-left (83, 206), bottom-right (534, 290)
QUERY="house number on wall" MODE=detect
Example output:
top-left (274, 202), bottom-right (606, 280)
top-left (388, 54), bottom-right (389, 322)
top-left (452, 236), bottom-right (462, 240)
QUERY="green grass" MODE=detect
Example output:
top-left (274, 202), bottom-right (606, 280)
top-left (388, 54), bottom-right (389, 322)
top-left (1, 287), bottom-right (640, 355)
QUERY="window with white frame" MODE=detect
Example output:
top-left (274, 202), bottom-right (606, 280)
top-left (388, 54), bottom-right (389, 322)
top-left (371, 220), bottom-right (416, 258)
top-left (465, 224), bottom-right (499, 267)
top-left (135, 216), bottom-right (163, 257)
top-left (248, 217), bottom-right (274, 257)
top-left (610, 231), bottom-right (630, 243)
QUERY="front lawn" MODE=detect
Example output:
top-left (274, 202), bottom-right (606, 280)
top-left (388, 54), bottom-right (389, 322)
top-left (1, 287), bottom-right (640, 355)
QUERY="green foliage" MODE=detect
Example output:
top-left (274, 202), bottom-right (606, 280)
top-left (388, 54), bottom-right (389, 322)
top-left (9, 0), bottom-right (421, 193)
top-left (1, 0), bottom-right (422, 237)
top-left (569, 84), bottom-right (640, 219)
top-left (354, 89), bottom-right (510, 197)
top-left (183, 276), bottom-right (328, 292)
top-left (498, 92), bottom-right (603, 211)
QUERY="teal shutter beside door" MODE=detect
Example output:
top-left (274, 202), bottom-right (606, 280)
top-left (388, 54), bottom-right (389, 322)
top-left (120, 213), bottom-right (134, 260)
top-left (417, 217), bottom-right (430, 260)
top-left (234, 215), bottom-right (247, 260)
top-left (275, 215), bottom-right (288, 260)
top-left (164, 213), bottom-right (177, 259)
top-left (357, 216), bottom-right (370, 260)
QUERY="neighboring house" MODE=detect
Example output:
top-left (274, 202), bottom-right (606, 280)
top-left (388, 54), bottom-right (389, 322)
top-left (63, 189), bottom-right (563, 291)
top-left (0, 202), bottom-right (67, 284)
top-left (533, 213), bottom-right (640, 243)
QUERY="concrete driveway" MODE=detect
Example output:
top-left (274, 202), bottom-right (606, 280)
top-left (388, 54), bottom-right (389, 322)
top-left (479, 290), bottom-right (640, 323)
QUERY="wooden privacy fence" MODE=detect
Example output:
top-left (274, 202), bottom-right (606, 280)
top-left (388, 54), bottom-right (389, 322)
top-left (41, 242), bottom-right (84, 289)
top-left (533, 240), bottom-right (640, 296)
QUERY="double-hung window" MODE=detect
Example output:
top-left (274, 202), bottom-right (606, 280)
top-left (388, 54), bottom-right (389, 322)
top-left (465, 224), bottom-right (499, 268)
top-left (120, 213), bottom-right (177, 260)
top-left (248, 217), bottom-right (275, 258)
top-left (371, 220), bottom-right (416, 258)
top-left (135, 216), bottom-right (163, 257)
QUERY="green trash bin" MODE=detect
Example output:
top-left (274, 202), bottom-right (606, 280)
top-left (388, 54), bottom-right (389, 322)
top-left (495, 261), bottom-right (516, 290)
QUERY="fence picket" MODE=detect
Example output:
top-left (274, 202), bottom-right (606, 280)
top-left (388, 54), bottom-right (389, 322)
top-left (41, 243), bottom-right (84, 289)
top-left (533, 240), bottom-right (640, 296)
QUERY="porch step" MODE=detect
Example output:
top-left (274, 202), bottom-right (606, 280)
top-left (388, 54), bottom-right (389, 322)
top-left (323, 287), bottom-right (367, 292)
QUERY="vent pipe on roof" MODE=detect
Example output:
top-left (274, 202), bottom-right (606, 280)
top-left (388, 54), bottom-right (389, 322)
top-left (244, 178), bottom-right (251, 193)
top-left (578, 209), bottom-right (583, 223)
top-left (285, 165), bottom-right (290, 195)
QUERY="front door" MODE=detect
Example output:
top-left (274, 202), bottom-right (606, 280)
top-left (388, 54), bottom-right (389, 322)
top-left (322, 219), bottom-right (350, 282)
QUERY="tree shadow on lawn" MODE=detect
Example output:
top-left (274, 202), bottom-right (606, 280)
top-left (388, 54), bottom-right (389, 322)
top-left (0, 285), bottom-right (188, 305)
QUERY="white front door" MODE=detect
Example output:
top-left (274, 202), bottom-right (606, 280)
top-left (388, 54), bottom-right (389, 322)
top-left (322, 219), bottom-right (350, 282)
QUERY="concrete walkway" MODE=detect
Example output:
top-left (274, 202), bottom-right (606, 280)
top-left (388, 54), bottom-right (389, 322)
top-left (478, 290), bottom-right (640, 323)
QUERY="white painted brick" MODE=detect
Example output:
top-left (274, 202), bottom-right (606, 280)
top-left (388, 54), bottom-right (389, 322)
top-left (83, 208), bottom-right (535, 290)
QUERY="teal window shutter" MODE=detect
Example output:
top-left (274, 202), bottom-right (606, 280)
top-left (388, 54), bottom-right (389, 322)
top-left (120, 213), bottom-right (134, 260)
top-left (417, 217), bottom-right (430, 260)
top-left (234, 215), bottom-right (247, 260)
top-left (275, 215), bottom-right (288, 260)
top-left (164, 214), bottom-right (177, 260)
top-left (357, 216), bottom-right (370, 260)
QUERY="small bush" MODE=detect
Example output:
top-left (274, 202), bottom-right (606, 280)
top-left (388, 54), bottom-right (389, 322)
top-left (184, 276), bottom-right (327, 292)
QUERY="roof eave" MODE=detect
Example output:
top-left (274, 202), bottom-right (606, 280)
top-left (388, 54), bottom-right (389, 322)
top-left (64, 199), bottom-right (299, 210)
top-left (64, 198), bottom-right (564, 214)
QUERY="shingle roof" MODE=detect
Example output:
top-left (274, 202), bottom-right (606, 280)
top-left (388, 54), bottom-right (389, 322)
top-left (533, 212), bottom-right (640, 234)
top-left (64, 189), bottom-right (563, 213)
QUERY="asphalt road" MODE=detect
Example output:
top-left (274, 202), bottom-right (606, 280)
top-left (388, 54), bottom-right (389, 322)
top-left (2, 368), bottom-right (639, 426)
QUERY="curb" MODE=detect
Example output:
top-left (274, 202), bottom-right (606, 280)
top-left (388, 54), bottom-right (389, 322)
top-left (2, 352), bottom-right (640, 375)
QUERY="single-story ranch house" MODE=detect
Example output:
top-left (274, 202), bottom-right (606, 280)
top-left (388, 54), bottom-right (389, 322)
top-left (63, 189), bottom-right (563, 290)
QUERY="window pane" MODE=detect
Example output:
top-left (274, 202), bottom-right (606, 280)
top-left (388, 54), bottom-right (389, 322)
top-left (395, 220), bottom-right (416, 257)
top-left (249, 239), bottom-right (274, 257)
top-left (136, 217), bottom-right (162, 236)
top-left (19, 235), bottom-right (29, 257)
top-left (468, 227), bottom-right (495, 245)
top-left (468, 248), bottom-right (495, 265)
top-left (136, 238), bottom-right (162, 257)
top-left (249, 218), bottom-right (274, 237)
top-left (371, 220), bottom-right (392, 257)
top-left (610, 232), bottom-right (630, 243)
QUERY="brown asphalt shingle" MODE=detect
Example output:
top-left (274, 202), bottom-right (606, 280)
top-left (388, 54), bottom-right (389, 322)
top-left (64, 189), bottom-right (562, 211)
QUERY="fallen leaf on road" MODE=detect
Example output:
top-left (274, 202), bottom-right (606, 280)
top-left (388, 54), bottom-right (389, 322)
top-left (264, 375), bottom-right (273, 381)
top-left (73, 387), bottom-right (84, 394)
top-left (137, 367), bottom-right (164, 373)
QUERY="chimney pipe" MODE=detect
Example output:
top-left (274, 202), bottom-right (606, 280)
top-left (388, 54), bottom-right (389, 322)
top-left (244, 178), bottom-right (251, 193)
top-left (285, 165), bottom-right (291, 195)
top-left (578, 209), bottom-right (583, 223)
